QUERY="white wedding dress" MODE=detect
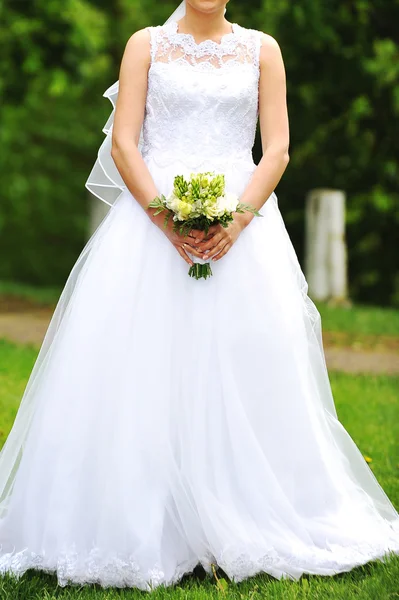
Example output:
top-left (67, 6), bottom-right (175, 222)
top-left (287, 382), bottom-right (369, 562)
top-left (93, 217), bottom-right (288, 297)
top-left (1, 19), bottom-right (399, 591)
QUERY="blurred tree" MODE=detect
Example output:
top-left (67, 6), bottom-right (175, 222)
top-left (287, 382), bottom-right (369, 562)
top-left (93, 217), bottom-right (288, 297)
top-left (255, 0), bottom-right (399, 306)
top-left (0, 0), bottom-right (110, 283)
top-left (0, 0), bottom-right (178, 284)
top-left (0, 0), bottom-right (398, 305)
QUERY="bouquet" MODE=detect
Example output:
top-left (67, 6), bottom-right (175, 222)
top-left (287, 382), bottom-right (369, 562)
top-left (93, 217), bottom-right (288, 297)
top-left (148, 172), bottom-right (261, 280)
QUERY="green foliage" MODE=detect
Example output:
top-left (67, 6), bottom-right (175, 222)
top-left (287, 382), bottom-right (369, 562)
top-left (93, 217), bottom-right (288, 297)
top-left (0, 0), bottom-right (111, 284)
top-left (1, 0), bottom-right (398, 305)
top-left (254, 0), bottom-right (399, 306)
top-left (0, 280), bottom-right (61, 306)
top-left (316, 301), bottom-right (399, 336)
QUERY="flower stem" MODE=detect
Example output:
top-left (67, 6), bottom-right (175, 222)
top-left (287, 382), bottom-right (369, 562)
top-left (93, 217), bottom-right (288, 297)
top-left (188, 262), bottom-right (213, 280)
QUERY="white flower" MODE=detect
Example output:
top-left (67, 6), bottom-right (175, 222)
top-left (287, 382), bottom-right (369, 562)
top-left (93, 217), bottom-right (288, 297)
top-left (203, 201), bottom-right (219, 219)
top-left (216, 192), bottom-right (239, 215)
top-left (165, 193), bottom-right (181, 213)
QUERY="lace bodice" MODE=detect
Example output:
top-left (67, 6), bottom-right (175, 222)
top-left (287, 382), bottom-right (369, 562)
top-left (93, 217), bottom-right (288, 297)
top-left (141, 21), bottom-right (262, 171)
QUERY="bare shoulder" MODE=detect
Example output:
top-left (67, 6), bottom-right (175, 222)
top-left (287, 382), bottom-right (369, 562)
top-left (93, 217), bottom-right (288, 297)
top-left (258, 32), bottom-right (283, 66)
top-left (238, 24), bottom-right (283, 68)
top-left (122, 27), bottom-right (152, 63)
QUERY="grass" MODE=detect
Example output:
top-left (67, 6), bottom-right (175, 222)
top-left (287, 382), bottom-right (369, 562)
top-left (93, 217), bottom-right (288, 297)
top-left (0, 341), bottom-right (38, 448)
top-left (331, 373), bottom-right (399, 504)
top-left (315, 301), bottom-right (399, 337)
top-left (0, 281), bottom-right (61, 308)
top-left (0, 558), bottom-right (399, 600)
top-left (0, 339), bottom-right (398, 599)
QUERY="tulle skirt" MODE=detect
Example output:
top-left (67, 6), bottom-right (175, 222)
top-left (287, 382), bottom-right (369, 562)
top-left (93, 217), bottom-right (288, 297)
top-left (0, 158), bottom-right (398, 590)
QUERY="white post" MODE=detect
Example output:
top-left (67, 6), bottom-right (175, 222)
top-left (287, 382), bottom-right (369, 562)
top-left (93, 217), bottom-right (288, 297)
top-left (305, 189), bottom-right (348, 303)
top-left (88, 193), bottom-right (110, 237)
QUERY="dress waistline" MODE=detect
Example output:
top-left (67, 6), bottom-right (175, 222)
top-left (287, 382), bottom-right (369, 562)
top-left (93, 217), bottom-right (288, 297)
top-left (141, 149), bottom-right (255, 171)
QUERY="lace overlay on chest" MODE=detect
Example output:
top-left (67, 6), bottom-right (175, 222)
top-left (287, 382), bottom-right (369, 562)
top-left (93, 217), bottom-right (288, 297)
top-left (149, 21), bottom-right (261, 71)
top-left (141, 21), bottom-right (262, 171)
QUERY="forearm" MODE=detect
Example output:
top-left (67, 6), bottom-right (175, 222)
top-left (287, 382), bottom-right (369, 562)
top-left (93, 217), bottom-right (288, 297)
top-left (111, 140), bottom-right (162, 226)
top-left (238, 146), bottom-right (289, 226)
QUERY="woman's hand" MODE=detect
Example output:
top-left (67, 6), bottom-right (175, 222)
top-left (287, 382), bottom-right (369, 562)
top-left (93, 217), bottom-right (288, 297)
top-left (148, 210), bottom-right (214, 266)
top-left (193, 213), bottom-right (251, 262)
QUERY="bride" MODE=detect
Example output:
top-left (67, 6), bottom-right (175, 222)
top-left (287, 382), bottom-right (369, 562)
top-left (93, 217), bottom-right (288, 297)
top-left (1, 0), bottom-right (398, 591)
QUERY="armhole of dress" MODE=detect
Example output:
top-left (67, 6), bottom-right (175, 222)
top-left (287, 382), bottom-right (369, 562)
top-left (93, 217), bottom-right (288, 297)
top-left (146, 26), bottom-right (157, 64)
top-left (254, 31), bottom-right (262, 117)
top-left (254, 30), bottom-right (263, 74)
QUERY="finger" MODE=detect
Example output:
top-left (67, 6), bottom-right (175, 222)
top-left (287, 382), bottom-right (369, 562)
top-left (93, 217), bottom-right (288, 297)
top-left (191, 230), bottom-right (208, 243)
top-left (207, 224), bottom-right (220, 235)
top-left (202, 225), bottom-right (219, 239)
top-left (181, 242), bottom-right (204, 259)
top-left (175, 244), bottom-right (193, 266)
top-left (213, 242), bottom-right (232, 261)
top-left (208, 238), bottom-right (229, 259)
top-left (192, 227), bottom-right (218, 243)
top-left (186, 231), bottom-right (199, 243)
top-left (177, 231), bottom-right (209, 246)
top-left (203, 230), bottom-right (217, 241)
top-left (174, 232), bottom-right (198, 246)
top-left (197, 232), bottom-right (224, 252)
top-left (196, 232), bottom-right (223, 251)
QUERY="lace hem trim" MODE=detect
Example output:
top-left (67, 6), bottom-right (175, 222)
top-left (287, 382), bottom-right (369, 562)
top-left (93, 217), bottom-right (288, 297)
top-left (1, 535), bottom-right (398, 590)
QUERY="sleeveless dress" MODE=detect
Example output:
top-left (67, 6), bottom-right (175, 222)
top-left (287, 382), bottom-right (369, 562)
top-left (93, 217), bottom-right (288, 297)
top-left (0, 20), bottom-right (398, 591)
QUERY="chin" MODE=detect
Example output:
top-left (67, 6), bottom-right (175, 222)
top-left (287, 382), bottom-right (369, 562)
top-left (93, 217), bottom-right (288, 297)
top-left (187, 0), bottom-right (228, 14)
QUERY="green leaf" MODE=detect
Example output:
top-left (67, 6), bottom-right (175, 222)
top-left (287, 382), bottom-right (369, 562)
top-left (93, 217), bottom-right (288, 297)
top-left (163, 212), bottom-right (172, 228)
top-left (218, 577), bottom-right (229, 591)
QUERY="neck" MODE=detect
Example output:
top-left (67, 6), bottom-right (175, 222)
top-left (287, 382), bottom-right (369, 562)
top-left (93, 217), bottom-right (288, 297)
top-left (179, 4), bottom-right (229, 39)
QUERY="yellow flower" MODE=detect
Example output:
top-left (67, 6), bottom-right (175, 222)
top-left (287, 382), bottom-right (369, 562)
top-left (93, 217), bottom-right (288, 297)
top-left (176, 200), bottom-right (193, 220)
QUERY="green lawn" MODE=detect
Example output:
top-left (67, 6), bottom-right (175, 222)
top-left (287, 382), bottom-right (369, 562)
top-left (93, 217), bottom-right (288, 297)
top-left (0, 281), bottom-right (61, 308)
top-left (0, 340), bottom-right (37, 448)
top-left (315, 301), bottom-right (399, 337)
top-left (0, 559), bottom-right (399, 600)
top-left (0, 339), bottom-right (398, 599)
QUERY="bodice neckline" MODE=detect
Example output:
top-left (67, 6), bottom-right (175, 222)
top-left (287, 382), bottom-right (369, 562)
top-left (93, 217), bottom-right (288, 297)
top-left (169, 20), bottom-right (239, 48)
